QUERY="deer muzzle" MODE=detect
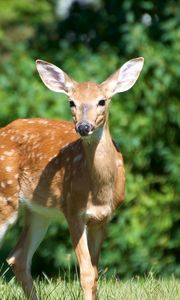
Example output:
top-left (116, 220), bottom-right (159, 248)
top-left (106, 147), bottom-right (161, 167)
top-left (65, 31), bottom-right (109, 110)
top-left (75, 121), bottom-right (94, 137)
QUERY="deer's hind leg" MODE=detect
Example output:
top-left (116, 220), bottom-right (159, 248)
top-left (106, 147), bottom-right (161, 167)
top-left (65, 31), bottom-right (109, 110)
top-left (0, 192), bottom-right (19, 247)
top-left (7, 208), bottom-right (49, 300)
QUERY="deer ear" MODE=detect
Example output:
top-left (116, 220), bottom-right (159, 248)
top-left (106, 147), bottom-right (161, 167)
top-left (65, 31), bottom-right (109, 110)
top-left (101, 57), bottom-right (144, 97)
top-left (36, 60), bottom-right (76, 95)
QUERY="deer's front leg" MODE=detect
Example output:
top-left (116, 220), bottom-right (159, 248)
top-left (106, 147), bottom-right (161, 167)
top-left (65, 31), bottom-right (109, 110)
top-left (67, 217), bottom-right (97, 300)
top-left (87, 224), bottom-right (106, 284)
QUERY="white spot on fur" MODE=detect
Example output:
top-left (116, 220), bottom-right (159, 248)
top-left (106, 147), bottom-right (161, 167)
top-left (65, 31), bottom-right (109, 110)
top-left (27, 120), bottom-right (35, 124)
top-left (1, 182), bottom-right (6, 188)
top-left (7, 180), bottom-right (13, 185)
top-left (5, 166), bottom-right (13, 172)
top-left (0, 156), bottom-right (5, 161)
top-left (38, 120), bottom-right (48, 125)
top-left (10, 136), bottom-right (16, 141)
top-left (39, 156), bottom-right (45, 160)
top-left (0, 132), bottom-right (7, 137)
top-left (4, 150), bottom-right (15, 156)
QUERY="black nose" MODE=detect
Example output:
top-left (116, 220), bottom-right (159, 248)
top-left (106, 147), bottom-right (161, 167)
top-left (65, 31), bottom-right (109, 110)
top-left (76, 122), bottom-right (94, 136)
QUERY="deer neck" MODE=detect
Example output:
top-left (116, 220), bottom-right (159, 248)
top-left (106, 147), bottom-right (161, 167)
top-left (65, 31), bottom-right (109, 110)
top-left (82, 122), bottom-right (116, 185)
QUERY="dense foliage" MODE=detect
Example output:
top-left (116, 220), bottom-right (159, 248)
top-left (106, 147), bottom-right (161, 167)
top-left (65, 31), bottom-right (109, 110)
top-left (0, 0), bottom-right (179, 278)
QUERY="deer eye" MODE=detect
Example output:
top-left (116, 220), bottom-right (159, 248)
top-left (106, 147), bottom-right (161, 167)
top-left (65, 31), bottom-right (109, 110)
top-left (98, 99), bottom-right (106, 106)
top-left (69, 101), bottom-right (76, 108)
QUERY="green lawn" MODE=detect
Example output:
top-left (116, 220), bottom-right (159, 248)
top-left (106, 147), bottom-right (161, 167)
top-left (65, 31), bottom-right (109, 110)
top-left (0, 273), bottom-right (179, 300)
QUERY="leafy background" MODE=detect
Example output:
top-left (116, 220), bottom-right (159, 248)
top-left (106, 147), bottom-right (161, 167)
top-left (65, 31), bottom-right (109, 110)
top-left (0, 0), bottom-right (179, 279)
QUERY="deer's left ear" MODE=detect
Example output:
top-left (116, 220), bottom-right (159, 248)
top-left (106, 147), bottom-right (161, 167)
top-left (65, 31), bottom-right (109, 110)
top-left (101, 57), bottom-right (144, 97)
top-left (36, 60), bottom-right (76, 95)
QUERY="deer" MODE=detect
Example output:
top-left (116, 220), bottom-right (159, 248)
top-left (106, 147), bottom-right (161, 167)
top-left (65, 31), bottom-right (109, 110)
top-left (0, 57), bottom-right (144, 300)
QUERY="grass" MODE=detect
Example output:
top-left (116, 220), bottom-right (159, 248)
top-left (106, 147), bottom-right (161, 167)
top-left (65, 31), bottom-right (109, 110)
top-left (0, 272), bottom-right (179, 300)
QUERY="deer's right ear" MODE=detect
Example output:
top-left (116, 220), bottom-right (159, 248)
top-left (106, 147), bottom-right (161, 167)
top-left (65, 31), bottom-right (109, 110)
top-left (36, 60), bottom-right (76, 95)
top-left (100, 57), bottom-right (144, 98)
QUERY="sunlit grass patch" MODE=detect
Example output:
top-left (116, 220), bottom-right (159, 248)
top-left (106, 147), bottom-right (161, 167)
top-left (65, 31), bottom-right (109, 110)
top-left (0, 271), bottom-right (179, 300)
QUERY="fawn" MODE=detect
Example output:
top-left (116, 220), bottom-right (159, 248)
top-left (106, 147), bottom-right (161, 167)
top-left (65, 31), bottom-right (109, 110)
top-left (0, 57), bottom-right (144, 300)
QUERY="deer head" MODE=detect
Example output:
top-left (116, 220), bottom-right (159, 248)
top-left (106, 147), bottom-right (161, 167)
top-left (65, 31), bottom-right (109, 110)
top-left (36, 57), bottom-right (144, 139)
